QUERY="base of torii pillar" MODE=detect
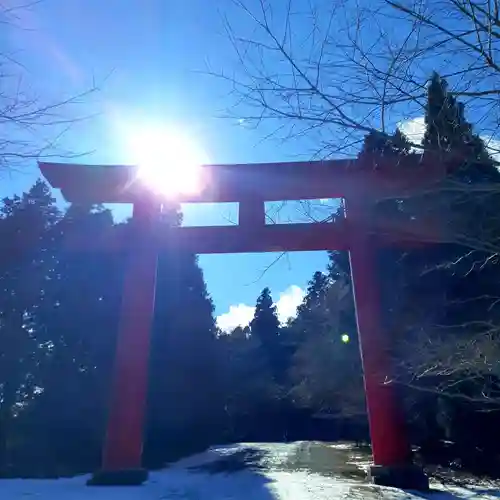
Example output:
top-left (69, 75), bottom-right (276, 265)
top-left (369, 464), bottom-right (429, 490)
top-left (87, 468), bottom-right (148, 486)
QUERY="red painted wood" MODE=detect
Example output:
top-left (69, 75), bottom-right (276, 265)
top-left (38, 156), bottom-right (445, 204)
top-left (58, 218), bottom-right (440, 254)
top-left (102, 200), bottom-right (160, 471)
top-left (346, 199), bottom-right (411, 467)
top-left (239, 199), bottom-right (266, 227)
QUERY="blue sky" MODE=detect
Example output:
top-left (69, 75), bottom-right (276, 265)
top-left (5, 1), bottom-right (497, 329)
top-left (1, 0), bottom-right (334, 328)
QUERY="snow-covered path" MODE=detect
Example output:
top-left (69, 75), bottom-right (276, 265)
top-left (2, 442), bottom-right (498, 499)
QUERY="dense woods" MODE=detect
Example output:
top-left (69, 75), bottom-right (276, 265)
top-left (1, 73), bottom-right (500, 479)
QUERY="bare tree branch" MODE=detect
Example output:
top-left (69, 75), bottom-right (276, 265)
top-left (214, 0), bottom-right (500, 406)
top-left (0, 3), bottom-right (98, 175)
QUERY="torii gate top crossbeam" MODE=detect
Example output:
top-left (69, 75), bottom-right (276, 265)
top-left (39, 157), bottom-right (444, 205)
top-left (37, 158), bottom-right (445, 254)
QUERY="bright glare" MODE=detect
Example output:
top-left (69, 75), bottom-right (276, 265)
top-left (127, 125), bottom-right (209, 197)
top-left (341, 334), bottom-right (350, 343)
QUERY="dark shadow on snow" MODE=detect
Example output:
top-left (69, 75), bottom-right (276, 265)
top-left (184, 447), bottom-right (275, 500)
top-left (188, 448), bottom-right (269, 474)
top-left (171, 442), bottom-right (500, 500)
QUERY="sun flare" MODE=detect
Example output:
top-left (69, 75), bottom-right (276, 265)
top-left (125, 124), bottom-right (209, 197)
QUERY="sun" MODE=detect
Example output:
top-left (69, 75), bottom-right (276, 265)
top-left (125, 124), bottom-right (209, 198)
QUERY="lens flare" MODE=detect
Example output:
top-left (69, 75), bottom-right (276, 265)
top-left (126, 125), bottom-right (208, 197)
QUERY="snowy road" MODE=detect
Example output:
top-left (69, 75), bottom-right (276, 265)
top-left (2, 442), bottom-right (498, 499)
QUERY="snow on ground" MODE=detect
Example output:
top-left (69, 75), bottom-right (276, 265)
top-left (2, 442), bottom-right (499, 499)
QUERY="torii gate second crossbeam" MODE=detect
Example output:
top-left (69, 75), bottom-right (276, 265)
top-left (39, 157), bottom-right (443, 490)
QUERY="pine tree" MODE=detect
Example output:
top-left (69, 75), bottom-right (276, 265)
top-left (229, 325), bottom-right (250, 339)
top-left (287, 266), bottom-right (365, 423)
top-left (420, 72), bottom-right (500, 295)
top-left (294, 272), bottom-right (328, 328)
top-left (250, 288), bottom-right (280, 343)
top-left (250, 288), bottom-right (286, 382)
top-left (217, 323), bottom-right (278, 440)
top-left (360, 128), bottom-right (411, 159)
top-left (0, 181), bottom-right (61, 474)
top-left (423, 72), bottom-right (470, 154)
top-left (423, 72), bottom-right (499, 181)
top-left (423, 72), bottom-right (500, 246)
top-left (287, 271), bottom-right (338, 351)
top-left (145, 205), bottom-right (222, 465)
top-left (24, 204), bottom-right (122, 475)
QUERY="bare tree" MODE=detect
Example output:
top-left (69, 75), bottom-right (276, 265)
top-left (0, 2), bottom-right (96, 175)
top-left (393, 322), bottom-right (500, 404)
top-left (213, 0), bottom-right (420, 157)
top-left (216, 0), bottom-right (500, 406)
top-left (215, 0), bottom-right (500, 156)
top-left (213, 0), bottom-right (500, 247)
top-left (217, 0), bottom-right (500, 251)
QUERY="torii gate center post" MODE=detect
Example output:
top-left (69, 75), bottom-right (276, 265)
top-left (39, 157), bottom-right (444, 490)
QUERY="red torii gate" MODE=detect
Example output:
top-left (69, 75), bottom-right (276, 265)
top-left (39, 156), bottom-right (443, 490)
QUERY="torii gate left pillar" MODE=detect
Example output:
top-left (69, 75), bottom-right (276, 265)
top-left (39, 158), bottom-right (440, 490)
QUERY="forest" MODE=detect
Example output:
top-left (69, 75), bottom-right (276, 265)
top-left (1, 72), bottom-right (500, 480)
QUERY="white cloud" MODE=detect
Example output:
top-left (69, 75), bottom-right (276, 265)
top-left (399, 116), bottom-right (425, 145)
top-left (217, 285), bottom-right (306, 333)
top-left (399, 116), bottom-right (500, 161)
top-left (217, 304), bottom-right (255, 333)
top-left (276, 285), bottom-right (306, 323)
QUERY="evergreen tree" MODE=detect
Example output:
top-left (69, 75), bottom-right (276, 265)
top-left (145, 206), bottom-right (223, 465)
top-left (360, 128), bottom-right (411, 159)
top-left (251, 288), bottom-right (280, 338)
top-left (295, 272), bottom-right (329, 321)
top-left (217, 324), bottom-right (278, 441)
top-left (422, 71), bottom-right (496, 177)
top-left (288, 260), bottom-right (365, 426)
top-left (287, 271), bottom-right (332, 350)
top-left (423, 72), bottom-right (471, 154)
top-left (423, 72), bottom-right (500, 245)
top-left (0, 181), bottom-right (60, 475)
top-left (418, 72), bottom-right (500, 335)
top-left (229, 325), bottom-right (251, 339)
top-left (23, 204), bottom-right (123, 476)
top-left (250, 288), bottom-right (285, 382)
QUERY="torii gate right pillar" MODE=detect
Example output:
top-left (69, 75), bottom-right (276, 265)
top-left (347, 197), bottom-right (428, 490)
